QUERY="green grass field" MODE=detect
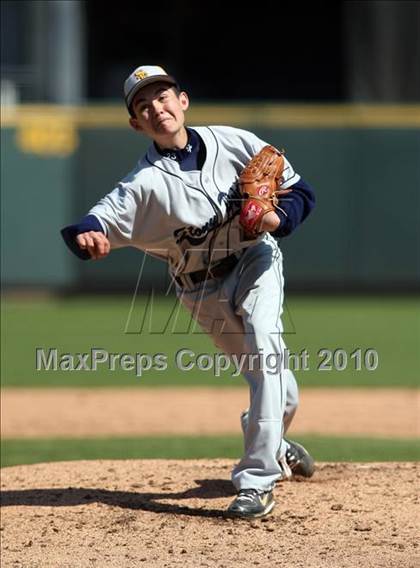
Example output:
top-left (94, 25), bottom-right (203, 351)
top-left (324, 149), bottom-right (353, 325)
top-left (2, 295), bottom-right (419, 387)
top-left (2, 295), bottom-right (419, 467)
top-left (2, 435), bottom-right (419, 468)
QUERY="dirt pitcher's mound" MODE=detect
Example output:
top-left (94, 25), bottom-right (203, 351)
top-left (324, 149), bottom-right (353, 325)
top-left (1, 460), bottom-right (418, 568)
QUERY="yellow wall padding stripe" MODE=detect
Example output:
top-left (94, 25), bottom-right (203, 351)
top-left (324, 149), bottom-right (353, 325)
top-left (2, 103), bottom-right (420, 128)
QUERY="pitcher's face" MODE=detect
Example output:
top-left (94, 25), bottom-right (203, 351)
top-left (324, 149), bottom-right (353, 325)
top-left (129, 82), bottom-right (189, 141)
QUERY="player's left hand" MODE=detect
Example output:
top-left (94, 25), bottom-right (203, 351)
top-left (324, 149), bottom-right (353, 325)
top-left (259, 211), bottom-right (280, 233)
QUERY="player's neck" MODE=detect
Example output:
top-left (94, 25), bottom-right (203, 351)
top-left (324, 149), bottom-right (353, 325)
top-left (155, 127), bottom-right (188, 151)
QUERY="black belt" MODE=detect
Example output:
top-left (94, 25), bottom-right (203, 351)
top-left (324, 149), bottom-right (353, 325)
top-left (175, 253), bottom-right (241, 287)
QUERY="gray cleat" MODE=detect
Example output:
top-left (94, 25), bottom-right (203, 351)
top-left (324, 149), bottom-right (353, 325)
top-left (284, 439), bottom-right (315, 478)
top-left (227, 489), bottom-right (275, 519)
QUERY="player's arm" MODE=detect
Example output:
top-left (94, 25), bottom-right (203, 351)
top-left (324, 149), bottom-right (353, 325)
top-left (61, 215), bottom-right (110, 260)
top-left (61, 182), bottom-right (139, 260)
top-left (237, 131), bottom-right (315, 236)
top-left (271, 177), bottom-right (315, 238)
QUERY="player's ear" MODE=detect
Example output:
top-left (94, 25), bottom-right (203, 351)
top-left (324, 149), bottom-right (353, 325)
top-left (129, 117), bottom-right (142, 132)
top-left (179, 91), bottom-right (189, 112)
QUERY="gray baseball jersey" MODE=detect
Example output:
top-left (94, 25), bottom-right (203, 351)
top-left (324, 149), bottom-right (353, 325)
top-left (86, 125), bottom-right (302, 491)
top-left (88, 126), bottom-right (300, 274)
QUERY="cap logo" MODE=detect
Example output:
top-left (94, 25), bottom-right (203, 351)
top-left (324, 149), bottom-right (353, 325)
top-left (134, 70), bottom-right (148, 81)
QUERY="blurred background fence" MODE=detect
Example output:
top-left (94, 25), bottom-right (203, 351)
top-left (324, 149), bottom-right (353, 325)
top-left (2, 104), bottom-right (420, 292)
top-left (1, 0), bottom-right (420, 293)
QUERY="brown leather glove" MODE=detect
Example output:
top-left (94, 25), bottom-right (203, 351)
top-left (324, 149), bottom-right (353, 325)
top-left (239, 145), bottom-right (292, 238)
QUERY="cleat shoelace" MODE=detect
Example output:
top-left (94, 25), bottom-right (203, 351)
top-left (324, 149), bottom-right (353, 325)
top-left (238, 489), bottom-right (259, 502)
top-left (286, 449), bottom-right (301, 468)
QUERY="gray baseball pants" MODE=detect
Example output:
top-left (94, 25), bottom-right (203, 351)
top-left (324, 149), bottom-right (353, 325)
top-left (177, 238), bottom-right (299, 491)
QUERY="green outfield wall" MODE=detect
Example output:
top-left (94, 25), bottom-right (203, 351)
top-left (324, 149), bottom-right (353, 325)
top-left (2, 104), bottom-right (419, 291)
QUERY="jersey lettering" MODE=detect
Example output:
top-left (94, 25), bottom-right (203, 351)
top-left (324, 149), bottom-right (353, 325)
top-left (174, 213), bottom-right (220, 245)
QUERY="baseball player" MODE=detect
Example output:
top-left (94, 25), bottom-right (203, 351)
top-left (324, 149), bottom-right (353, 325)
top-left (61, 65), bottom-right (316, 519)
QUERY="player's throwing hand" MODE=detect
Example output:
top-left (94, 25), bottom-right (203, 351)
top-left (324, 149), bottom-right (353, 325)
top-left (76, 231), bottom-right (110, 260)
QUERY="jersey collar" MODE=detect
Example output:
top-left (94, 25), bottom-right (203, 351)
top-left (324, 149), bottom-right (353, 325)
top-left (153, 128), bottom-right (199, 163)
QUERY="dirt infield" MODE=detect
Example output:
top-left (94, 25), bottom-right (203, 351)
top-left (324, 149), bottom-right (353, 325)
top-left (1, 460), bottom-right (418, 568)
top-left (2, 387), bottom-right (419, 438)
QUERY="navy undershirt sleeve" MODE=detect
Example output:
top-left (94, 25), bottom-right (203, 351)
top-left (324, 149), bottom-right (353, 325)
top-left (272, 178), bottom-right (315, 238)
top-left (60, 215), bottom-right (105, 260)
